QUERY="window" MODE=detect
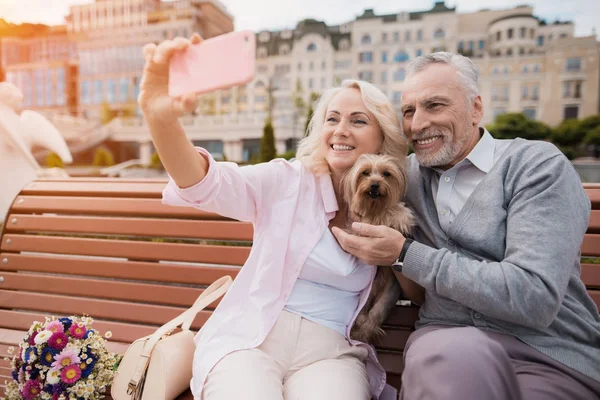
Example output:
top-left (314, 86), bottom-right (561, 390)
top-left (193, 140), bottom-right (224, 159)
top-left (537, 35), bottom-right (544, 46)
top-left (468, 41), bottom-right (474, 51)
top-left (563, 105), bottom-right (579, 120)
top-left (496, 31), bottom-right (502, 41)
top-left (574, 81), bottom-right (582, 98)
top-left (405, 31), bottom-right (411, 42)
top-left (120, 78), bottom-right (129, 101)
top-left (381, 32), bottom-right (388, 43)
top-left (309, 62), bottom-right (314, 71)
top-left (394, 68), bottom-right (406, 81)
top-left (417, 29), bottom-right (423, 41)
top-left (242, 139), bottom-right (261, 162)
top-left (94, 80), bottom-right (103, 104)
top-left (433, 29), bottom-right (445, 39)
top-left (359, 52), bottom-right (373, 63)
top-left (522, 65), bottom-right (529, 74)
top-left (335, 60), bottom-right (351, 69)
top-left (381, 71), bottom-right (387, 84)
top-left (321, 77), bottom-right (326, 89)
top-left (56, 68), bottom-right (65, 106)
top-left (393, 32), bottom-right (399, 42)
top-left (506, 48), bottom-right (513, 56)
top-left (520, 27), bottom-right (526, 38)
top-left (81, 80), bottom-right (91, 105)
top-left (521, 85), bottom-right (528, 99)
top-left (479, 40), bottom-right (485, 50)
top-left (458, 41), bottom-right (464, 52)
top-left (361, 34), bottom-right (372, 45)
top-left (532, 85), bottom-right (539, 100)
top-left (519, 48), bottom-right (525, 55)
top-left (307, 43), bottom-right (317, 52)
top-left (107, 79), bottom-right (116, 103)
top-left (523, 108), bottom-right (536, 119)
top-left (257, 47), bottom-right (268, 58)
top-left (358, 71), bottom-right (373, 82)
top-left (507, 29), bottom-right (514, 39)
top-left (45, 69), bottom-right (53, 106)
top-left (322, 61), bottom-right (326, 70)
top-left (416, 49), bottom-right (422, 57)
top-left (381, 51), bottom-right (388, 63)
top-left (392, 91), bottom-right (402, 105)
top-left (308, 78), bottom-right (313, 89)
top-left (566, 58), bottom-right (581, 72)
top-left (394, 51), bottom-right (409, 63)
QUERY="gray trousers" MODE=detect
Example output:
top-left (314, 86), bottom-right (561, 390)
top-left (399, 325), bottom-right (600, 400)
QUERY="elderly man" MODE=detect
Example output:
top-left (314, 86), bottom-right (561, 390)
top-left (332, 52), bottom-right (600, 399)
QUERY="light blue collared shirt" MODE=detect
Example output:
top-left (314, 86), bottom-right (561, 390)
top-left (431, 129), bottom-right (510, 233)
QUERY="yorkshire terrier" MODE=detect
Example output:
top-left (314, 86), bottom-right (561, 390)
top-left (342, 154), bottom-right (414, 344)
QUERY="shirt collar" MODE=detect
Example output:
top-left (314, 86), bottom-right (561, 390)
top-left (419, 127), bottom-right (495, 180)
top-left (319, 173), bottom-right (339, 215)
top-left (465, 128), bottom-right (495, 174)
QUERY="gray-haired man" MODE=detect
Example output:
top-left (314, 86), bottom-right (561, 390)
top-left (333, 53), bottom-right (600, 399)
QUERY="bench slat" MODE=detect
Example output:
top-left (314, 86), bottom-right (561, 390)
top-left (1, 234), bottom-right (250, 265)
top-left (0, 309), bottom-right (160, 343)
top-left (589, 210), bottom-right (600, 233)
top-left (582, 234), bottom-right (600, 257)
top-left (5, 214), bottom-right (253, 241)
top-left (0, 253), bottom-right (239, 285)
top-left (375, 329), bottom-right (412, 352)
top-left (11, 196), bottom-right (228, 219)
top-left (0, 290), bottom-right (211, 331)
top-left (21, 181), bottom-right (165, 198)
top-left (0, 272), bottom-right (219, 308)
top-left (582, 264), bottom-right (600, 288)
top-left (383, 306), bottom-right (420, 328)
top-left (376, 351), bottom-right (404, 375)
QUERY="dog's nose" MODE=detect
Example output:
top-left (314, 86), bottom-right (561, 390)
top-left (370, 183), bottom-right (380, 191)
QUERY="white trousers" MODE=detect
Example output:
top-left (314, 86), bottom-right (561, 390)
top-left (201, 310), bottom-right (371, 400)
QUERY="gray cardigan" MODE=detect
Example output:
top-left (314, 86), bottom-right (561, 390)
top-left (403, 138), bottom-right (600, 383)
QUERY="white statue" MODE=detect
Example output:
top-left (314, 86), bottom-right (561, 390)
top-left (0, 82), bottom-right (73, 222)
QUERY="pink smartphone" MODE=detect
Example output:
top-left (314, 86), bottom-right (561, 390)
top-left (168, 30), bottom-right (256, 98)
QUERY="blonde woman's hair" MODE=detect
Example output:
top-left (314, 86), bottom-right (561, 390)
top-left (295, 79), bottom-right (408, 176)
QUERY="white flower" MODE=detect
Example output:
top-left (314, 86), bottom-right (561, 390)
top-left (104, 331), bottom-right (112, 339)
top-left (47, 368), bottom-right (61, 384)
top-left (34, 330), bottom-right (53, 345)
top-left (7, 346), bottom-right (14, 354)
top-left (76, 388), bottom-right (86, 397)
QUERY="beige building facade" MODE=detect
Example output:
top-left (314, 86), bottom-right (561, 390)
top-left (1, 1), bottom-right (598, 163)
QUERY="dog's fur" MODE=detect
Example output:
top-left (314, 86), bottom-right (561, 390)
top-left (342, 154), bottom-right (415, 344)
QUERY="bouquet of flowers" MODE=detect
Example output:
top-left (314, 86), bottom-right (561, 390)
top-left (4, 315), bottom-right (121, 400)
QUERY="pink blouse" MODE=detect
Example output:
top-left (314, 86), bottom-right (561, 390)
top-left (162, 148), bottom-right (396, 400)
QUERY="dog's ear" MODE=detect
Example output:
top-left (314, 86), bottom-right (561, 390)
top-left (340, 167), bottom-right (354, 205)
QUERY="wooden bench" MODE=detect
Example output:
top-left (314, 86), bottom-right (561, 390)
top-left (1, 179), bottom-right (598, 397)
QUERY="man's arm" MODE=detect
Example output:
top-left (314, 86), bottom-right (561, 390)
top-left (334, 153), bottom-right (590, 330)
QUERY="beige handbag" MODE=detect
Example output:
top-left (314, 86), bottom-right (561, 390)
top-left (111, 276), bottom-right (233, 400)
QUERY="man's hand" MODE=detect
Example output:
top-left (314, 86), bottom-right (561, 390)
top-left (331, 222), bottom-right (406, 266)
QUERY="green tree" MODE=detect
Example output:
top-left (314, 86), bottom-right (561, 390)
top-left (585, 125), bottom-right (600, 158)
top-left (486, 113), bottom-right (551, 141)
top-left (260, 119), bottom-right (276, 162)
top-left (45, 152), bottom-right (64, 168)
top-left (93, 147), bottom-right (115, 167)
top-left (551, 119), bottom-right (586, 147)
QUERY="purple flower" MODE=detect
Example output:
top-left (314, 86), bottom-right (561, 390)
top-left (21, 380), bottom-right (42, 400)
top-left (27, 331), bottom-right (38, 346)
top-left (47, 332), bottom-right (68, 350)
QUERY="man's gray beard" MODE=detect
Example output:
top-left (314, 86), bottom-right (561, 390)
top-left (413, 130), bottom-right (469, 168)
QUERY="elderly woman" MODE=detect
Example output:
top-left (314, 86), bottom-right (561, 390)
top-left (139, 33), bottom-right (423, 400)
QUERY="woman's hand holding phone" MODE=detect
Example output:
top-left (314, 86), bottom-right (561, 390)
top-left (138, 34), bottom-right (203, 123)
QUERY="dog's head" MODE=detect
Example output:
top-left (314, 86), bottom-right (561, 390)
top-left (342, 154), bottom-right (408, 222)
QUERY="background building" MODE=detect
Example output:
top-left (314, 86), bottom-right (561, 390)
top-left (1, 1), bottom-right (598, 164)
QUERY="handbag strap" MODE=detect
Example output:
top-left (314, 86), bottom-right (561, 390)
top-left (126, 275), bottom-right (232, 397)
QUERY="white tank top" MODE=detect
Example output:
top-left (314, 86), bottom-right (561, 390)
top-left (284, 228), bottom-right (374, 335)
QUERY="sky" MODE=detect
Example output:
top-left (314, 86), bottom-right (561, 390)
top-left (0, 0), bottom-right (598, 38)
